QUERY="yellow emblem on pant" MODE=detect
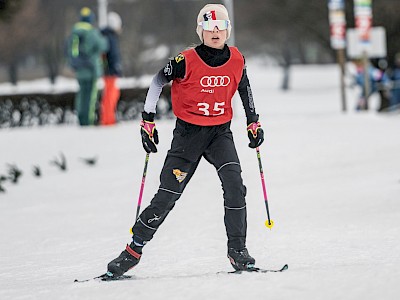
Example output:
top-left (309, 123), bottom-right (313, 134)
top-left (173, 169), bottom-right (187, 183)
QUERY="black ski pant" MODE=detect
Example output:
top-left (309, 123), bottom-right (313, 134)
top-left (131, 119), bottom-right (248, 250)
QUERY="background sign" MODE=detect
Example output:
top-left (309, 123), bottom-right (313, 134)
top-left (354, 0), bottom-right (373, 45)
top-left (347, 26), bottom-right (387, 58)
top-left (328, 0), bottom-right (346, 49)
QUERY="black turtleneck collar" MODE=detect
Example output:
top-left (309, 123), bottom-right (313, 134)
top-left (195, 44), bottom-right (230, 67)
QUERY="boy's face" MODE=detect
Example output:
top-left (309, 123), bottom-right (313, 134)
top-left (203, 27), bottom-right (227, 49)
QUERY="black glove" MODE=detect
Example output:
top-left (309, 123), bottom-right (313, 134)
top-left (140, 112), bottom-right (159, 153)
top-left (247, 121), bottom-right (264, 148)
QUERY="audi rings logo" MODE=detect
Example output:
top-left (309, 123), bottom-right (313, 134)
top-left (200, 76), bottom-right (231, 87)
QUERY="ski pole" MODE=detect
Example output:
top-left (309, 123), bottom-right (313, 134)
top-left (130, 153), bottom-right (150, 234)
top-left (256, 147), bottom-right (274, 229)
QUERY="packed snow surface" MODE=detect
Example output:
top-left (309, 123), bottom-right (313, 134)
top-left (1, 62), bottom-right (399, 299)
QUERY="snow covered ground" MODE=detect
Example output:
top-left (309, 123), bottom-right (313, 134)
top-left (1, 63), bottom-right (399, 300)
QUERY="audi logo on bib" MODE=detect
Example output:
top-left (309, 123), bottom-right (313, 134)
top-left (200, 76), bottom-right (231, 87)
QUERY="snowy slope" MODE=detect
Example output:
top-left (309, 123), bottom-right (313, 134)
top-left (0, 63), bottom-right (399, 300)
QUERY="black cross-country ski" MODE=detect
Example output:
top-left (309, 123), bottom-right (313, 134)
top-left (218, 264), bottom-right (289, 274)
top-left (74, 272), bottom-right (132, 282)
top-left (74, 264), bottom-right (289, 282)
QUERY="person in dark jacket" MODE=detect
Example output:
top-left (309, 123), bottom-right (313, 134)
top-left (67, 7), bottom-right (108, 126)
top-left (105, 4), bottom-right (265, 279)
top-left (389, 53), bottom-right (400, 110)
top-left (100, 12), bottom-right (123, 125)
top-left (353, 59), bottom-right (390, 111)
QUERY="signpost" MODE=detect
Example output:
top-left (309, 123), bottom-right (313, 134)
top-left (328, 0), bottom-right (347, 112)
top-left (354, 0), bottom-right (373, 108)
top-left (98, 0), bottom-right (108, 28)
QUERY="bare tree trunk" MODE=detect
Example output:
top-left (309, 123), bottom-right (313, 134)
top-left (281, 63), bottom-right (290, 91)
top-left (44, 44), bottom-right (60, 84)
top-left (9, 61), bottom-right (18, 85)
top-left (281, 45), bottom-right (291, 91)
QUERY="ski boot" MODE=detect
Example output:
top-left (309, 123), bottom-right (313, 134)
top-left (227, 247), bottom-right (256, 271)
top-left (107, 244), bottom-right (142, 277)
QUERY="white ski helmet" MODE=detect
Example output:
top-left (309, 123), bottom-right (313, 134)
top-left (108, 12), bottom-right (122, 32)
top-left (196, 4), bottom-right (231, 42)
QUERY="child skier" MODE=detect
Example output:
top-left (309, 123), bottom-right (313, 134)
top-left (107, 3), bottom-right (264, 277)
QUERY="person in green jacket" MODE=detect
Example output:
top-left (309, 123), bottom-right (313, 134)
top-left (67, 7), bottom-right (108, 126)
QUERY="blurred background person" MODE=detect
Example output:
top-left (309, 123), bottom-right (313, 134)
top-left (100, 12), bottom-right (123, 126)
top-left (372, 58), bottom-right (392, 112)
top-left (388, 53), bottom-right (400, 111)
top-left (352, 59), bottom-right (390, 112)
top-left (66, 7), bottom-right (108, 126)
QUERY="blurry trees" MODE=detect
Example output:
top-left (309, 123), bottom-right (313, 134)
top-left (0, 0), bottom-right (45, 84)
top-left (0, 0), bottom-right (23, 21)
top-left (38, 0), bottom-right (69, 84)
top-left (236, 0), bottom-right (332, 64)
top-left (0, 0), bottom-right (399, 84)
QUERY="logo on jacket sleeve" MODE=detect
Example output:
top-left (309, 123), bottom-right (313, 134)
top-left (173, 169), bottom-right (188, 183)
top-left (175, 53), bottom-right (185, 63)
top-left (164, 61), bottom-right (173, 76)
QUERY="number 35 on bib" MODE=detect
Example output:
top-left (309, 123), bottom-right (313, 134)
top-left (197, 101), bottom-right (225, 116)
